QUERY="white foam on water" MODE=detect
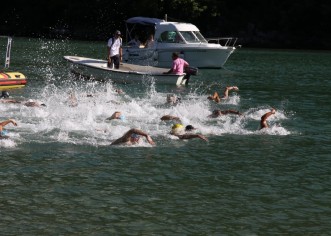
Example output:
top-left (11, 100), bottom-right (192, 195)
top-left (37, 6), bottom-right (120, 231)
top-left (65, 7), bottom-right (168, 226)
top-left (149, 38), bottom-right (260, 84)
top-left (1, 76), bottom-right (292, 147)
top-left (0, 138), bottom-right (17, 148)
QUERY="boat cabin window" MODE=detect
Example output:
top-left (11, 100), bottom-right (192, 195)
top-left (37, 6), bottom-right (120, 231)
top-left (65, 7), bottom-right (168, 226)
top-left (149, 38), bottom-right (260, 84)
top-left (193, 31), bottom-right (208, 43)
top-left (158, 31), bottom-right (184, 43)
top-left (180, 31), bottom-right (207, 43)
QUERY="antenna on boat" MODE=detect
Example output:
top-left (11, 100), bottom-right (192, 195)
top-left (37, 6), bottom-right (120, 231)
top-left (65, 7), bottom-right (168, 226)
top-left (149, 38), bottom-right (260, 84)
top-left (5, 36), bottom-right (12, 69)
top-left (164, 14), bottom-right (167, 22)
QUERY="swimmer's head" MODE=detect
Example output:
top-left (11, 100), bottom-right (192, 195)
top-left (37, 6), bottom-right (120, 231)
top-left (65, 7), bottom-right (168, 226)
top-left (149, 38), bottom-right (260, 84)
top-left (130, 133), bottom-right (141, 143)
top-left (0, 130), bottom-right (8, 136)
top-left (171, 123), bottom-right (185, 135)
top-left (167, 94), bottom-right (181, 104)
top-left (185, 125), bottom-right (196, 132)
top-left (119, 114), bottom-right (126, 121)
top-left (0, 91), bottom-right (10, 98)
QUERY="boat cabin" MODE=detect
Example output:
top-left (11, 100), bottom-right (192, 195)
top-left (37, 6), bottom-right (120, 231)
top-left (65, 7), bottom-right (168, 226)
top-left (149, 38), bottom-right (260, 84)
top-left (125, 16), bottom-right (208, 48)
top-left (123, 17), bottom-right (237, 68)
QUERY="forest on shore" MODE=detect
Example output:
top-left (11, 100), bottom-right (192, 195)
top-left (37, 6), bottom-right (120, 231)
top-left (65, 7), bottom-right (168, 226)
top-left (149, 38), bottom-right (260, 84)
top-left (1, 0), bottom-right (330, 49)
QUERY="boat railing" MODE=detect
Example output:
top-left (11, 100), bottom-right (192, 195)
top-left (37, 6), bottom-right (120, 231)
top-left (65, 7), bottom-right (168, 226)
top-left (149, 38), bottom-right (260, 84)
top-left (206, 37), bottom-right (238, 47)
top-left (0, 36), bottom-right (12, 68)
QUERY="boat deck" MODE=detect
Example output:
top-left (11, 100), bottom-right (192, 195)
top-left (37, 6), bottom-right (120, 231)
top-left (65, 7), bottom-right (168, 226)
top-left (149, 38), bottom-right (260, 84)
top-left (64, 56), bottom-right (168, 74)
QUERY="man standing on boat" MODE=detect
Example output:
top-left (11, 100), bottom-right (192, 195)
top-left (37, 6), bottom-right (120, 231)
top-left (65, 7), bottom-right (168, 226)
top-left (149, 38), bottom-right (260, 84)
top-left (107, 30), bottom-right (122, 69)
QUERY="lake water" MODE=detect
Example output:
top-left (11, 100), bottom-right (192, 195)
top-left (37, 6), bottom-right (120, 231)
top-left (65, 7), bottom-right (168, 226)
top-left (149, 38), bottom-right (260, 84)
top-left (1, 37), bottom-right (331, 235)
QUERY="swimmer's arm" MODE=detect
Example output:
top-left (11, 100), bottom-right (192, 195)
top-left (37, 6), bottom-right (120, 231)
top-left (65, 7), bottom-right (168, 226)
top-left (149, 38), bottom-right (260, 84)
top-left (261, 108), bottom-right (276, 121)
top-left (176, 134), bottom-right (208, 142)
top-left (260, 108), bottom-right (276, 129)
top-left (226, 110), bottom-right (242, 115)
top-left (0, 119), bottom-right (17, 127)
top-left (0, 99), bottom-right (21, 104)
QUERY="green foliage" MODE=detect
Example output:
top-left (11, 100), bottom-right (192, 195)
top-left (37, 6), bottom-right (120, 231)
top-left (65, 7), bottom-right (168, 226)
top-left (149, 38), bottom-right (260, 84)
top-left (0, 0), bottom-right (330, 49)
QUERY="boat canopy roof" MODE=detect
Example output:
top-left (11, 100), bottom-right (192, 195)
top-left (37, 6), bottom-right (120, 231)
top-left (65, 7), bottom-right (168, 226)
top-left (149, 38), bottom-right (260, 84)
top-left (158, 22), bottom-right (199, 32)
top-left (126, 17), bottom-right (165, 25)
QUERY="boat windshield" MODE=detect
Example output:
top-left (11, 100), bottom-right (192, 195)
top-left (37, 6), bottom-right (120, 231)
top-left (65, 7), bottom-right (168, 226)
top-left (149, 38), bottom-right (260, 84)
top-left (179, 31), bottom-right (207, 43)
top-left (157, 30), bottom-right (208, 44)
top-left (193, 31), bottom-right (208, 43)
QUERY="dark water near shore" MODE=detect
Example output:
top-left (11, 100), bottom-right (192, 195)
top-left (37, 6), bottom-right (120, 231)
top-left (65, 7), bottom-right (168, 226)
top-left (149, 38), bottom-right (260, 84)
top-left (1, 37), bottom-right (331, 235)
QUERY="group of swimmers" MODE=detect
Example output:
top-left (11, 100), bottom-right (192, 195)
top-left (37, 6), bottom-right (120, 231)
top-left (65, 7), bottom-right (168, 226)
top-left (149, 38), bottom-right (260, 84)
top-left (0, 86), bottom-right (276, 144)
top-left (103, 85), bottom-right (276, 146)
top-left (208, 86), bottom-right (276, 129)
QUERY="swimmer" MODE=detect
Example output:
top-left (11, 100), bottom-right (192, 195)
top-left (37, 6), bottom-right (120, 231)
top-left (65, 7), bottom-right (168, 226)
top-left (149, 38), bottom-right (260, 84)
top-left (68, 91), bottom-right (78, 107)
top-left (166, 94), bottom-right (181, 105)
top-left (111, 128), bottom-right (155, 145)
top-left (106, 111), bottom-right (125, 121)
top-left (170, 124), bottom-right (208, 142)
top-left (160, 115), bottom-right (181, 122)
top-left (208, 109), bottom-right (242, 118)
top-left (208, 86), bottom-right (239, 103)
top-left (87, 87), bottom-right (124, 97)
top-left (260, 108), bottom-right (276, 129)
top-left (115, 88), bottom-right (124, 94)
top-left (0, 91), bottom-right (10, 98)
top-left (0, 99), bottom-right (46, 107)
top-left (0, 119), bottom-right (17, 139)
top-left (23, 100), bottom-right (46, 107)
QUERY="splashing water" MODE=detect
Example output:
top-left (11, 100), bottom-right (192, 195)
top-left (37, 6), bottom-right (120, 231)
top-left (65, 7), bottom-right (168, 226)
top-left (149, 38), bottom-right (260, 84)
top-left (1, 78), bottom-right (291, 148)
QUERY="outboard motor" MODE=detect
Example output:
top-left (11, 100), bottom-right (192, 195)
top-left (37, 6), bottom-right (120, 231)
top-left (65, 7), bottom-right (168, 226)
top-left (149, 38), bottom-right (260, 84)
top-left (183, 66), bottom-right (198, 85)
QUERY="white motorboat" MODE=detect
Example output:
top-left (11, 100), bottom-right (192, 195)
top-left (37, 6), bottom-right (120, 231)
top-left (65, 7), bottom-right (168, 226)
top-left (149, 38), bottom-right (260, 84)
top-left (122, 16), bottom-right (238, 69)
top-left (64, 56), bottom-right (196, 86)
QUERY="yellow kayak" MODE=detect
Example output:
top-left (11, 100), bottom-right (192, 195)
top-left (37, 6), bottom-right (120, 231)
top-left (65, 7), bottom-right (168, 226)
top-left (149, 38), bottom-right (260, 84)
top-left (0, 72), bottom-right (27, 90)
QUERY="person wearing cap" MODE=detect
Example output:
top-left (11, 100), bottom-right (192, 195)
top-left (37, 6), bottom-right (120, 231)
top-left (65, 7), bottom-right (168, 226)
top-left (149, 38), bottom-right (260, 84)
top-left (208, 86), bottom-right (239, 103)
top-left (107, 30), bottom-right (123, 69)
top-left (111, 128), bottom-right (155, 146)
top-left (163, 52), bottom-right (189, 75)
top-left (23, 100), bottom-right (46, 107)
top-left (106, 111), bottom-right (125, 121)
top-left (0, 119), bottom-right (17, 139)
top-left (185, 125), bottom-right (196, 132)
top-left (170, 124), bottom-right (208, 142)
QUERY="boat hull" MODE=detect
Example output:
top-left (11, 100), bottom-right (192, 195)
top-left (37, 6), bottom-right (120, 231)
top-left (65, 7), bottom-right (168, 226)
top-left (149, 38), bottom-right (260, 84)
top-left (64, 56), bottom-right (189, 86)
top-left (123, 46), bottom-right (235, 69)
top-left (0, 72), bottom-right (27, 90)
